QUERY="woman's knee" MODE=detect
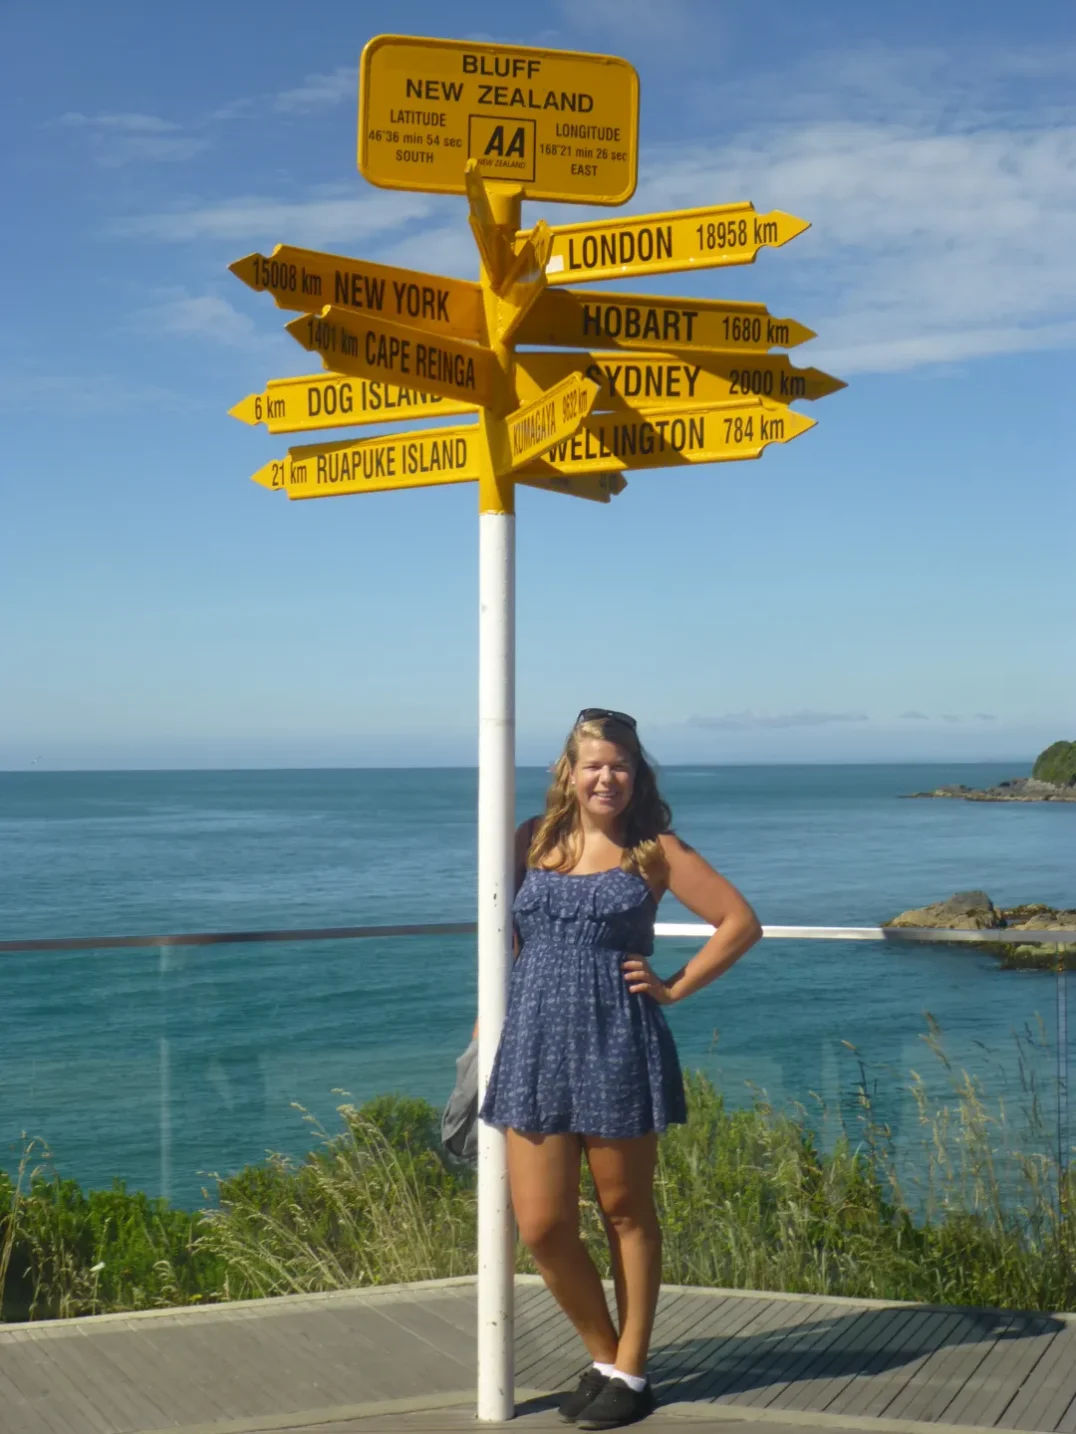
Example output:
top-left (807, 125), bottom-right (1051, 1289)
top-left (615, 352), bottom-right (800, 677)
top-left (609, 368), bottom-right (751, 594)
top-left (596, 1184), bottom-right (659, 1236)
top-left (516, 1204), bottom-right (579, 1256)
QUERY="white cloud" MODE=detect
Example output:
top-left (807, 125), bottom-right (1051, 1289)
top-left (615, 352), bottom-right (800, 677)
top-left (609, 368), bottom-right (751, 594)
top-left (689, 710), bottom-right (869, 730)
top-left (131, 294), bottom-right (260, 349)
top-left (0, 373), bottom-right (200, 416)
top-left (111, 191), bottom-right (433, 246)
top-left (630, 117), bottom-right (1076, 374)
top-left (51, 110), bottom-right (209, 165)
top-left (56, 111), bottom-right (181, 133)
top-left (557, 0), bottom-right (700, 44)
top-left (273, 67), bottom-right (354, 113)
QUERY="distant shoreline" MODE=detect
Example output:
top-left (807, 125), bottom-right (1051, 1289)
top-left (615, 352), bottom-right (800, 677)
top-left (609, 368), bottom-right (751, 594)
top-left (903, 778), bottom-right (1076, 803)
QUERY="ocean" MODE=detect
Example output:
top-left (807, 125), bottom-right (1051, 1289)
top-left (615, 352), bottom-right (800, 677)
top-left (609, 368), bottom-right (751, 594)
top-left (1, 763), bottom-right (1072, 1208)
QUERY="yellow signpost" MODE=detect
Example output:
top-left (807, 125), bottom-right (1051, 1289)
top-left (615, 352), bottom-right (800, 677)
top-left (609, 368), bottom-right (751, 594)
top-left (284, 305), bottom-right (507, 412)
top-left (518, 400), bottom-right (816, 476)
top-left (517, 288), bottom-right (815, 353)
top-left (516, 350), bottom-right (845, 410)
top-left (251, 424), bottom-right (488, 498)
top-left (229, 373), bottom-right (475, 434)
top-left (226, 33), bottom-right (843, 1422)
top-left (492, 371), bottom-right (599, 474)
top-left (359, 35), bottom-right (639, 205)
top-left (230, 245), bottom-right (484, 339)
top-left (535, 202), bottom-right (810, 285)
top-left (518, 471), bottom-right (626, 503)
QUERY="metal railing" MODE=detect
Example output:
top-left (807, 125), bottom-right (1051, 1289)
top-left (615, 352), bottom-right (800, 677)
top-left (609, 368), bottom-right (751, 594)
top-left (2, 920), bottom-right (1073, 954)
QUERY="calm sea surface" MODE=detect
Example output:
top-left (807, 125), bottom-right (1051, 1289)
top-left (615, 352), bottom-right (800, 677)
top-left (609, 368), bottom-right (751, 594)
top-left (1, 764), bottom-right (1072, 1206)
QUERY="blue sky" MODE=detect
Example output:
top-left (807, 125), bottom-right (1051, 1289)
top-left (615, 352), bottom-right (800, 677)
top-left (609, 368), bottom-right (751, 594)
top-left (2, 0), bottom-right (1074, 769)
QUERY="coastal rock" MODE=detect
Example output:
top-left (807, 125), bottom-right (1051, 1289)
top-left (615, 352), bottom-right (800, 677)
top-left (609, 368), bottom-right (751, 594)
top-left (886, 891), bottom-right (1000, 930)
top-left (884, 892), bottom-right (1076, 969)
top-left (903, 740), bottom-right (1076, 801)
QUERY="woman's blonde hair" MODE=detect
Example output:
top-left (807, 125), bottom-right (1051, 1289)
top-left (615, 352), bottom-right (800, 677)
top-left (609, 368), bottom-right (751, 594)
top-left (529, 715), bottom-right (672, 890)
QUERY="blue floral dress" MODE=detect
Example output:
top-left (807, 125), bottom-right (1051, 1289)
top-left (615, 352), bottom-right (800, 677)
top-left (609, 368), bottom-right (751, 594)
top-left (479, 865), bottom-right (687, 1137)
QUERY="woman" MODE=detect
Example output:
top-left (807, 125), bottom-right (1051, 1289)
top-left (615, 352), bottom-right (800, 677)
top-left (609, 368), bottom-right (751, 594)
top-left (480, 710), bottom-right (762, 1429)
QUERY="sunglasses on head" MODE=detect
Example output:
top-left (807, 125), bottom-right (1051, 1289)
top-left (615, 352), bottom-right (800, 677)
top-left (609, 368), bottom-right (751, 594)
top-left (576, 708), bottom-right (638, 731)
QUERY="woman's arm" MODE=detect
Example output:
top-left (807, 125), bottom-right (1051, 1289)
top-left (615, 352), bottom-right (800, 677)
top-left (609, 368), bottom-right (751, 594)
top-left (624, 833), bottom-right (762, 1005)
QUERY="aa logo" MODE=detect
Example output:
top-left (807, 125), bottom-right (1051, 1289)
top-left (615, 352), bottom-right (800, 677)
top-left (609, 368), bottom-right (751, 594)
top-left (468, 116), bottom-right (536, 182)
top-left (483, 125), bottom-right (526, 158)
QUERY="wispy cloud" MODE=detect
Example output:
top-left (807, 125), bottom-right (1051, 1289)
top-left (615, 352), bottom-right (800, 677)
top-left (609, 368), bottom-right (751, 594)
top-left (975, 713), bottom-right (997, 722)
top-left (557, 0), bottom-right (701, 44)
top-left (51, 111), bottom-right (210, 165)
top-left (273, 67), bottom-right (355, 114)
top-left (111, 190), bottom-right (433, 247)
top-left (899, 710), bottom-right (930, 720)
top-left (0, 372), bottom-right (201, 416)
top-left (130, 294), bottom-right (260, 349)
top-left (689, 710), bottom-right (869, 730)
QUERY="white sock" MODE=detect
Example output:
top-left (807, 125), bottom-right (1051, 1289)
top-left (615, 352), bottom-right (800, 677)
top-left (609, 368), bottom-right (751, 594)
top-left (612, 1368), bottom-right (648, 1392)
top-left (593, 1360), bottom-right (616, 1377)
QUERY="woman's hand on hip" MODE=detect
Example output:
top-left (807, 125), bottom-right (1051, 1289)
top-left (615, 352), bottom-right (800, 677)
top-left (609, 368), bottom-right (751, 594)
top-left (622, 955), bottom-right (674, 1004)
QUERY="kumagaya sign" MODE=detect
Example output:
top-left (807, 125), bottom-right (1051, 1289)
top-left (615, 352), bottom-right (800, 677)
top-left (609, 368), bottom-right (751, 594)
top-left (359, 35), bottom-right (639, 205)
top-left (225, 33), bottom-right (842, 1424)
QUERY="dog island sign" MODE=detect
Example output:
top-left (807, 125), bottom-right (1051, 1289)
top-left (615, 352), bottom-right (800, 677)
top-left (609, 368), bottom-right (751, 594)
top-left (358, 35), bottom-right (638, 205)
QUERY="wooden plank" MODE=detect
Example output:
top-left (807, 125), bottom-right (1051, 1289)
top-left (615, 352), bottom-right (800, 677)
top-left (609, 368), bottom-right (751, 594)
top-left (828, 1307), bottom-right (983, 1419)
top-left (43, 1331), bottom-right (157, 1434)
top-left (760, 1304), bottom-right (906, 1412)
top-left (809, 1305), bottom-right (929, 1415)
top-left (767, 1304), bottom-right (911, 1414)
top-left (880, 1309), bottom-right (1026, 1422)
top-left (362, 1298), bottom-right (476, 1373)
top-left (995, 1321), bottom-right (1076, 1429)
top-left (655, 1295), bottom-right (795, 1403)
top-left (917, 1314), bottom-right (1059, 1427)
top-left (258, 1306), bottom-right (431, 1403)
top-left (137, 1313), bottom-right (309, 1416)
top-left (721, 1299), bottom-right (864, 1408)
top-left (1026, 1337), bottom-right (1076, 1434)
top-left (903, 1310), bottom-right (1035, 1426)
top-left (684, 1296), bottom-right (825, 1405)
top-left (9, 1332), bottom-right (114, 1434)
top-left (0, 1352), bottom-right (53, 1434)
top-left (70, 1324), bottom-right (183, 1430)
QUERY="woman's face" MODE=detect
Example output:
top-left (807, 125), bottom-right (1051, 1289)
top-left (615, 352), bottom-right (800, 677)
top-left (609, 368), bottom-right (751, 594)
top-left (571, 737), bottom-right (635, 823)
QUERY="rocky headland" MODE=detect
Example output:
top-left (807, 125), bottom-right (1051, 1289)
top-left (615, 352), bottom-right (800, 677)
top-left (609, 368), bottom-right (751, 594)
top-left (884, 890), bottom-right (1076, 970)
top-left (903, 739), bottom-right (1076, 802)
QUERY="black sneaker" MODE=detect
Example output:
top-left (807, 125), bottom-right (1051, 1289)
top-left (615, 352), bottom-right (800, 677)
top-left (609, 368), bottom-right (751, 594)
top-left (558, 1366), bottom-right (610, 1423)
top-left (576, 1376), bottom-right (656, 1429)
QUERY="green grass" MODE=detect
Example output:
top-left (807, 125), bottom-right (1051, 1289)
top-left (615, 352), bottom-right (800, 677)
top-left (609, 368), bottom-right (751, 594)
top-left (3, 1035), bottom-right (1074, 1321)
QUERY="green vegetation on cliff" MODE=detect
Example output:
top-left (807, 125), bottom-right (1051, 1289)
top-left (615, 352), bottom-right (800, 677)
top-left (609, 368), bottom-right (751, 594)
top-left (1033, 740), bottom-right (1076, 787)
top-left (4, 1047), bottom-right (1075, 1321)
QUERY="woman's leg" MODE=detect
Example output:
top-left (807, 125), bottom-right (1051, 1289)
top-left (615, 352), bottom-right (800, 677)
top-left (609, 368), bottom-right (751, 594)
top-left (583, 1133), bottom-right (661, 1378)
top-left (507, 1128), bottom-right (619, 1365)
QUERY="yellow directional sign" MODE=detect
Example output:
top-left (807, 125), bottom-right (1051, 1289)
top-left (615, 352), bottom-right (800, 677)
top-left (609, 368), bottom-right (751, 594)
top-left (285, 306), bottom-right (507, 413)
top-left (252, 424), bottom-right (489, 499)
top-left (518, 472), bottom-right (626, 504)
top-left (229, 373), bottom-right (476, 434)
top-left (497, 219), bottom-right (552, 343)
top-left (533, 203), bottom-right (810, 286)
top-left (230, 246), bottom-right (483, 341)
top-left (516, 351), bottom-right (844, 411)
top-left (493, 371), bottom-right (598, 474)
top-left (516, 290), bottom-right (815, 354)
top-left (464, 160), bottom-right (513, 290)
top-left (359, 34), bottom-right (639, 206)
top-left (518, 400), bottom-right (816, 477)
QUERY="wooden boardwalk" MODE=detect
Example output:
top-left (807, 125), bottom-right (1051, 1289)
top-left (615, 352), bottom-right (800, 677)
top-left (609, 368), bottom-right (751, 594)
top-left (2, 1277), bottom-right (1075, 1434)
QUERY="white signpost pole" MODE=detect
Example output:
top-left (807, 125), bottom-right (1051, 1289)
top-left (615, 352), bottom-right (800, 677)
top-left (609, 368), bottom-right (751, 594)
top-left (476, 186), bottom-right (521, 1423)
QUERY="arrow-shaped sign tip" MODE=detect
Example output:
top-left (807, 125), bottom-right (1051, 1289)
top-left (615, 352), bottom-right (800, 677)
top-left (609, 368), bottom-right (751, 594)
top-left (250, 462), bottom-right (281, 491)
top-left (228, 395), bottom-right (257, 425)
top-left (778, 212), bottom-right (812, 244)
top-left (228, 253), bottom-right (259, 285)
